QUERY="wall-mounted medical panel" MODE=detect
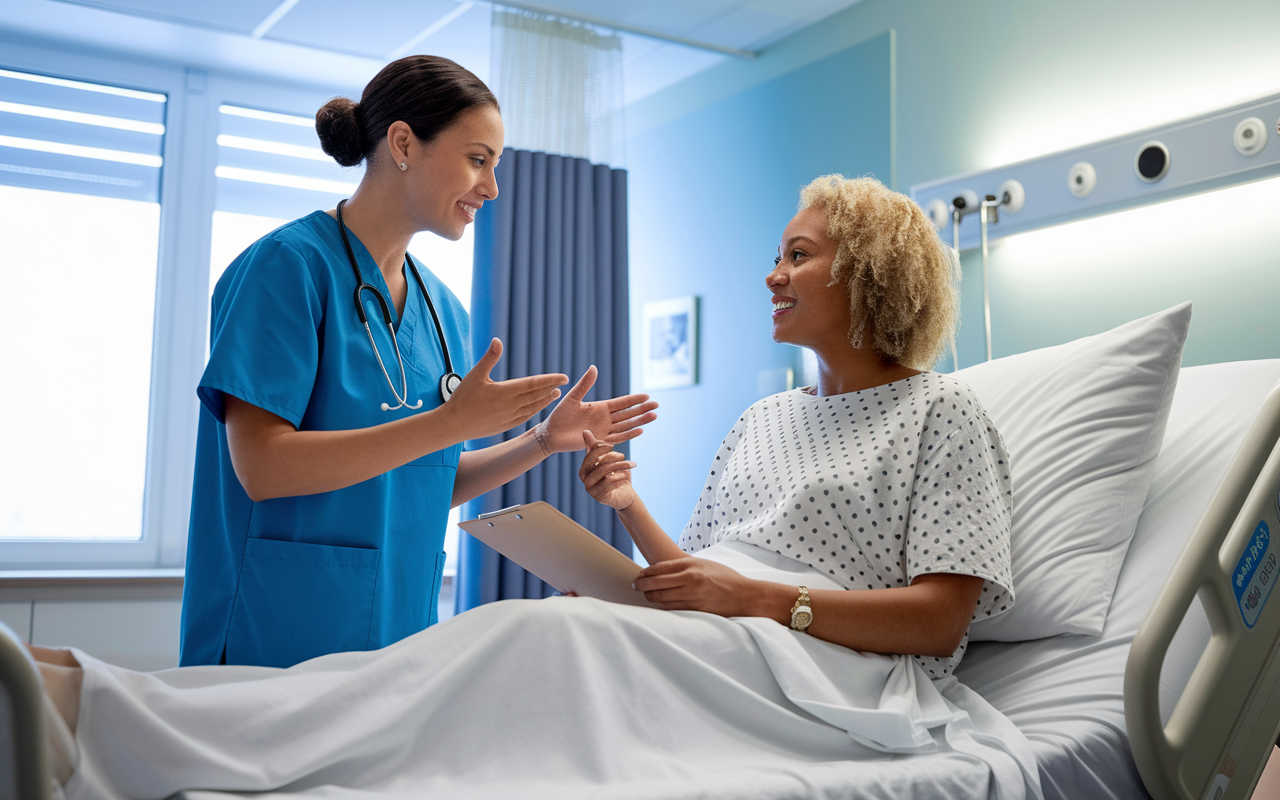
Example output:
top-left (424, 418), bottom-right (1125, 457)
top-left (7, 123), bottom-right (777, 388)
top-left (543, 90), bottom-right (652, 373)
top-left (911, 93), bottom-right (1280, 251)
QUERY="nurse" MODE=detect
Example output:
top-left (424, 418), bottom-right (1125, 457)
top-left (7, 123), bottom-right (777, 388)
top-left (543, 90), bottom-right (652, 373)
top-left (181, 55), bottom-right (657, 669)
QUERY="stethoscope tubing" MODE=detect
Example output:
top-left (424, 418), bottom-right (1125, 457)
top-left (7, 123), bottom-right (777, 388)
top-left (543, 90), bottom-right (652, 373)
top-left (335, 199), bottom-right (461, 409)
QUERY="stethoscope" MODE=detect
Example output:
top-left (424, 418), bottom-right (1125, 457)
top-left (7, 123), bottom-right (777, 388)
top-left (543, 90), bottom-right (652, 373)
top-left (335, 199), bottom-right (463, 410)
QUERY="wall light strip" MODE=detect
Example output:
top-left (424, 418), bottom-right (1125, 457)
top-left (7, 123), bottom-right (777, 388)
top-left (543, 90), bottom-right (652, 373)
top-left (0, 135), bottom-right (162, 167)
top-left (0, 68), bottom-right (165, 103)
top-left (219, 104), bottom-right (313, 128)
top-left (215, 166), bottom-right (357, 194)
top-left (0, 100), bottom-right (165, 135)
top-left (216, 135), bottom-right (328, 161)
top-left (1001, 173), bottom-right (1280, 266)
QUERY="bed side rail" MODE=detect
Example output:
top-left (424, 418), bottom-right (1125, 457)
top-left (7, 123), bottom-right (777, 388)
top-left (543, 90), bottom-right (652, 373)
top-left (1127, 380), bottom-right (1280, 800)
top-left (0, 620), bottom-right (51, 800)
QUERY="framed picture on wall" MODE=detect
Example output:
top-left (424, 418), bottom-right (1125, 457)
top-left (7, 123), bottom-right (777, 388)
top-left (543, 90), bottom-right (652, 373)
top-left (642, 295), bottom-right (698, 390)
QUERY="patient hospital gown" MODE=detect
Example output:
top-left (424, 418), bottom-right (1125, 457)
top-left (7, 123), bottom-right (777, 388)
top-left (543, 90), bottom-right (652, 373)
top-left (679, 372), bottom-right (1015, 677)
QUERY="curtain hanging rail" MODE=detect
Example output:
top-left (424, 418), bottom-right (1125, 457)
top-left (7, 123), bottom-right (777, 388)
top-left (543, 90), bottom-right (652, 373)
top-left (483, 1), bottom-right (759, 59)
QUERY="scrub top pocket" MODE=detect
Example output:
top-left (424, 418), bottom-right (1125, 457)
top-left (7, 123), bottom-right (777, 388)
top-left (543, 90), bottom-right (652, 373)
top-left (226, 537), bottom-right (380, 668)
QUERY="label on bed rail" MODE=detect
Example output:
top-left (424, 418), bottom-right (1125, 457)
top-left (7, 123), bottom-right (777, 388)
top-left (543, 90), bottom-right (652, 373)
top-left (1202, 754), bottom-right (1235, 800)
top-left (1233, 520), bottom-right (1275, 628)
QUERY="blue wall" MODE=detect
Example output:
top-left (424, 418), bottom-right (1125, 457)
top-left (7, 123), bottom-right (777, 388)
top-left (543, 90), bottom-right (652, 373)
top-left (627, 33), bottom-right (893, 538)
top-left (628, 0), bottom-right (1280, 375)
top-left (627, 0), bottom-right (1280, 540)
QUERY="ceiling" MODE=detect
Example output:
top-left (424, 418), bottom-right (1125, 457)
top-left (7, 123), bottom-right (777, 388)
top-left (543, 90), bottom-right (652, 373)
top-left (0, 0), bottom-right (861, 104)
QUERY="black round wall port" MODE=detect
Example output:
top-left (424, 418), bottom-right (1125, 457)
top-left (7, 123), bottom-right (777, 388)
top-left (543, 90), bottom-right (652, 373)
top-left (1135, 141), bottom-right (1170, 182)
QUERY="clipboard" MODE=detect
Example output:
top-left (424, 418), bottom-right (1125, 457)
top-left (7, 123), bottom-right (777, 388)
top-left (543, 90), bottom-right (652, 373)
top-left (457, 501), bottom-right (660, 608)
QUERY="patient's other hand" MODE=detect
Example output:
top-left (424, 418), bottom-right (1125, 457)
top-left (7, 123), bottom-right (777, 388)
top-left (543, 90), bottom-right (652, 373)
top-left (633, 558), bottom-right (757, 618)
top-left (579, 431), bottom-right (637, 510)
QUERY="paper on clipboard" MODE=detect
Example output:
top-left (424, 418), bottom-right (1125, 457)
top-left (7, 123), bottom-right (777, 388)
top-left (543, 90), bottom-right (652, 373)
top-left (457, 501), bottom-right (660, 608)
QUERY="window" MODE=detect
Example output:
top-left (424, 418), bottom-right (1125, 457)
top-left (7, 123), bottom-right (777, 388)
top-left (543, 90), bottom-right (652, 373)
top-left (0, 67), bottom-right (165, 543)
top-left (210, 103), bottom-right (358, 295)
top-left (0, 62), bottom-right (476, 573)
top-left (210, 103), bottom-right (473, 304)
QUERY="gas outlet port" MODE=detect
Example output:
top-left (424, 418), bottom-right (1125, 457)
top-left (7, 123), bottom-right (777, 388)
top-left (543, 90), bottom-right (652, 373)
top-left (1135, 141), bottom-right (1170, 183)
top-left (1068, 161), bottom-right (1097, 197)
top-left (1235, 117), bottom-right (1268, 156)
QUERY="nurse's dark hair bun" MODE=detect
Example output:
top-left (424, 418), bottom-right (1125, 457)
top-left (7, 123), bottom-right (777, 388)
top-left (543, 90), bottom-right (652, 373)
top-left (314, 55), bottom-right (497, 169)
top-left (316, 98), bottom-right (365, 167)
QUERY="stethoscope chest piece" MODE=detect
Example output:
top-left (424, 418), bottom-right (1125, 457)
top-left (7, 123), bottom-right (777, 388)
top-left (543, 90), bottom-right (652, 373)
top-left (440, 372), bottom-right (463, 403)
top-left (336, 199), bottom-right (460, 413)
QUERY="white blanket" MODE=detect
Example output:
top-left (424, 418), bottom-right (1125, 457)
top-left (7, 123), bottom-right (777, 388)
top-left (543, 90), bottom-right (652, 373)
top-left (66, 593), bottom-right (1039, 800)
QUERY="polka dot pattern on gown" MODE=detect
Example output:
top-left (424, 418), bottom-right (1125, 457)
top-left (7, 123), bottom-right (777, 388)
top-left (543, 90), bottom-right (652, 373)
top-left (677, 372), bottom-right (1014, 678)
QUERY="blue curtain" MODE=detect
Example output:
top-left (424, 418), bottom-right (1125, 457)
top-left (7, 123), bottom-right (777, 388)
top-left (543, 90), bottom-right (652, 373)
top-left (456, 149), bottom-right (631, 612)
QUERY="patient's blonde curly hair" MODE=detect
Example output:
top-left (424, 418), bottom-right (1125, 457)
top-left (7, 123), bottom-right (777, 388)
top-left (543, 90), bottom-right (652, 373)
top-left (798, 175), bottom-right (958, 370)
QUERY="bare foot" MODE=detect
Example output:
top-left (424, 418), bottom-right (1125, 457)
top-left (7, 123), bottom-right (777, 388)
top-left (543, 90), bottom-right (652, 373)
top-left (27, 644), bottom-right (80, 668)
top-left (1253, 747), bottom-right (1280, 800)
top-left (26, 646), bottom-right (82, 736)
top-left (25, 646), bottom-right (83, 785)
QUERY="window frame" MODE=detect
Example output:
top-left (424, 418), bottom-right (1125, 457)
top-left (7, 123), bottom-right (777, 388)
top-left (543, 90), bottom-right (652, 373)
top-left (0, 38), bottom-right (360, 570)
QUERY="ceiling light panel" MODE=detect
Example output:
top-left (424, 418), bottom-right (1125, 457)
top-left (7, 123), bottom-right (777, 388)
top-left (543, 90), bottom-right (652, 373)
top-left (524, 0), bottom-right (743, 39)
top-left (264, 0), bottom-right (465, 59)
top-left (692, 4), bottom-right (805, 49)
top-left (50, 0), bottom-right (285, 35)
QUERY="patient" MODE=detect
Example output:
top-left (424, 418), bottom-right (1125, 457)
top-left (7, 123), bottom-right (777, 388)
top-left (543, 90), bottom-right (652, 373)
top-left (582, 173), bottom-right (1013, 678)
top-left (26, 176), bottom-right (1027, 800)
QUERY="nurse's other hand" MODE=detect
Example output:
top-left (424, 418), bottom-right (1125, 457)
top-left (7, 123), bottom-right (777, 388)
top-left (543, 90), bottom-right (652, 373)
top-left (542, 365), bottom-right (658, 452)
top-left (446, 339), bottom-right (568, 440)
top-left (579, 431), bottom-right (637, 511)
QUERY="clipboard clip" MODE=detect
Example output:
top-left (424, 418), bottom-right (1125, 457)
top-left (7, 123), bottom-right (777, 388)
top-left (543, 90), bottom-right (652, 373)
top-left (477, 504), bottom-right (523, 520)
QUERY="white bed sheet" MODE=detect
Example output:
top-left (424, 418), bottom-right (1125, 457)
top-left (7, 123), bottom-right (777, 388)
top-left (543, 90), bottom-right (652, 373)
top-left (955, 359), bottom-right (1280, 800)
top-left (69, 592), bottom-right (1039, 800)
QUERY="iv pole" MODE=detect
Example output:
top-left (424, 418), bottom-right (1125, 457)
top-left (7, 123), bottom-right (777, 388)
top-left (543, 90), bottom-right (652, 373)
top-left (950, 191), bottom-right (979, 367)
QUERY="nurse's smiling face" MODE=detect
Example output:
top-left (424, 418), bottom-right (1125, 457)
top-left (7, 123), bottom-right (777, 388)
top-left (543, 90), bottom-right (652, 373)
top-left (395, 104), bottom-right (504, 241)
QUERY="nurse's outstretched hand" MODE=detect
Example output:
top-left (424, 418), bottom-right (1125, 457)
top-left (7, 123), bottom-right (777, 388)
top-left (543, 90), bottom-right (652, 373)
top-left (539, 365), bottom-right (659, 452)
top-left (445, 339), bottom-right (568, 440)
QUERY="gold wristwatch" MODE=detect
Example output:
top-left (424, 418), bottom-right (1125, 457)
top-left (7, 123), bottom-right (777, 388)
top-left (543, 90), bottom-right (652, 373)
top-left (789, 586), bottom-right (812, 632)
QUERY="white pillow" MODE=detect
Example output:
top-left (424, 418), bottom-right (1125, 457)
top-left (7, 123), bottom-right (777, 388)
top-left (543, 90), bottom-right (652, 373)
top-left (957, 303), bottom-right (1191, 641)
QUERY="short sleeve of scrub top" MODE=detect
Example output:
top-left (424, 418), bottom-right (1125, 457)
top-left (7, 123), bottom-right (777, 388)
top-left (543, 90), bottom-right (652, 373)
top-left (181, 211), bottom-right (472, 669)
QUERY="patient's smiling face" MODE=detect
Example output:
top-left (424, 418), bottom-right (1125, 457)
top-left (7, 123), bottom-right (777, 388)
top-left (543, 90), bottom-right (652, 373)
top-left (767, 206), bottom-right (852, 350)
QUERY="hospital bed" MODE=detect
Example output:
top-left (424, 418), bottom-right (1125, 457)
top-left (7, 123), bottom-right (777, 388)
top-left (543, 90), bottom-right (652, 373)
top-left (2, 358), bottom-right (1279, 800)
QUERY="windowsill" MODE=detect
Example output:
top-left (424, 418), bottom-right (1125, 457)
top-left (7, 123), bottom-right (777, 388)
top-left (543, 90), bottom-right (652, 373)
top-left (0, 568), bottom-right (455, 602)
top-left (0, 568), bottom-right (185, 601)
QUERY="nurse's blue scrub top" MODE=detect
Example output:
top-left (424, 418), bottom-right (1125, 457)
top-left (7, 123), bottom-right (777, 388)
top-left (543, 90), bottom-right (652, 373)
top-left (180, 211), bottom-right (470, 669)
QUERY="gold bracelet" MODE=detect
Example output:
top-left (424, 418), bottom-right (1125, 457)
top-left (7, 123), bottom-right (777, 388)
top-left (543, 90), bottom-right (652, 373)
top-left (790, 586), bottom-right (812, 632)
top-left (532, 422), bottom-right (552, 457)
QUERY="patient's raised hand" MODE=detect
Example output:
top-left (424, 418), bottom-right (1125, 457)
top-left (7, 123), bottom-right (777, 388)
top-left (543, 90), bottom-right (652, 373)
top-left (579, 431), bottom-right (637, 510)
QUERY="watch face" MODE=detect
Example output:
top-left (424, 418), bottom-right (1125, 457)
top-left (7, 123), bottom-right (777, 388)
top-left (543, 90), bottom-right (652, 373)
top-left (792, 607), bottom-right (812, 628)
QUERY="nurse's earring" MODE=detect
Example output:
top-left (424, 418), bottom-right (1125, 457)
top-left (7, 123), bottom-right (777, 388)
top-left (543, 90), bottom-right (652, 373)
top-left (399, 162), bottom-right (407, 171)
